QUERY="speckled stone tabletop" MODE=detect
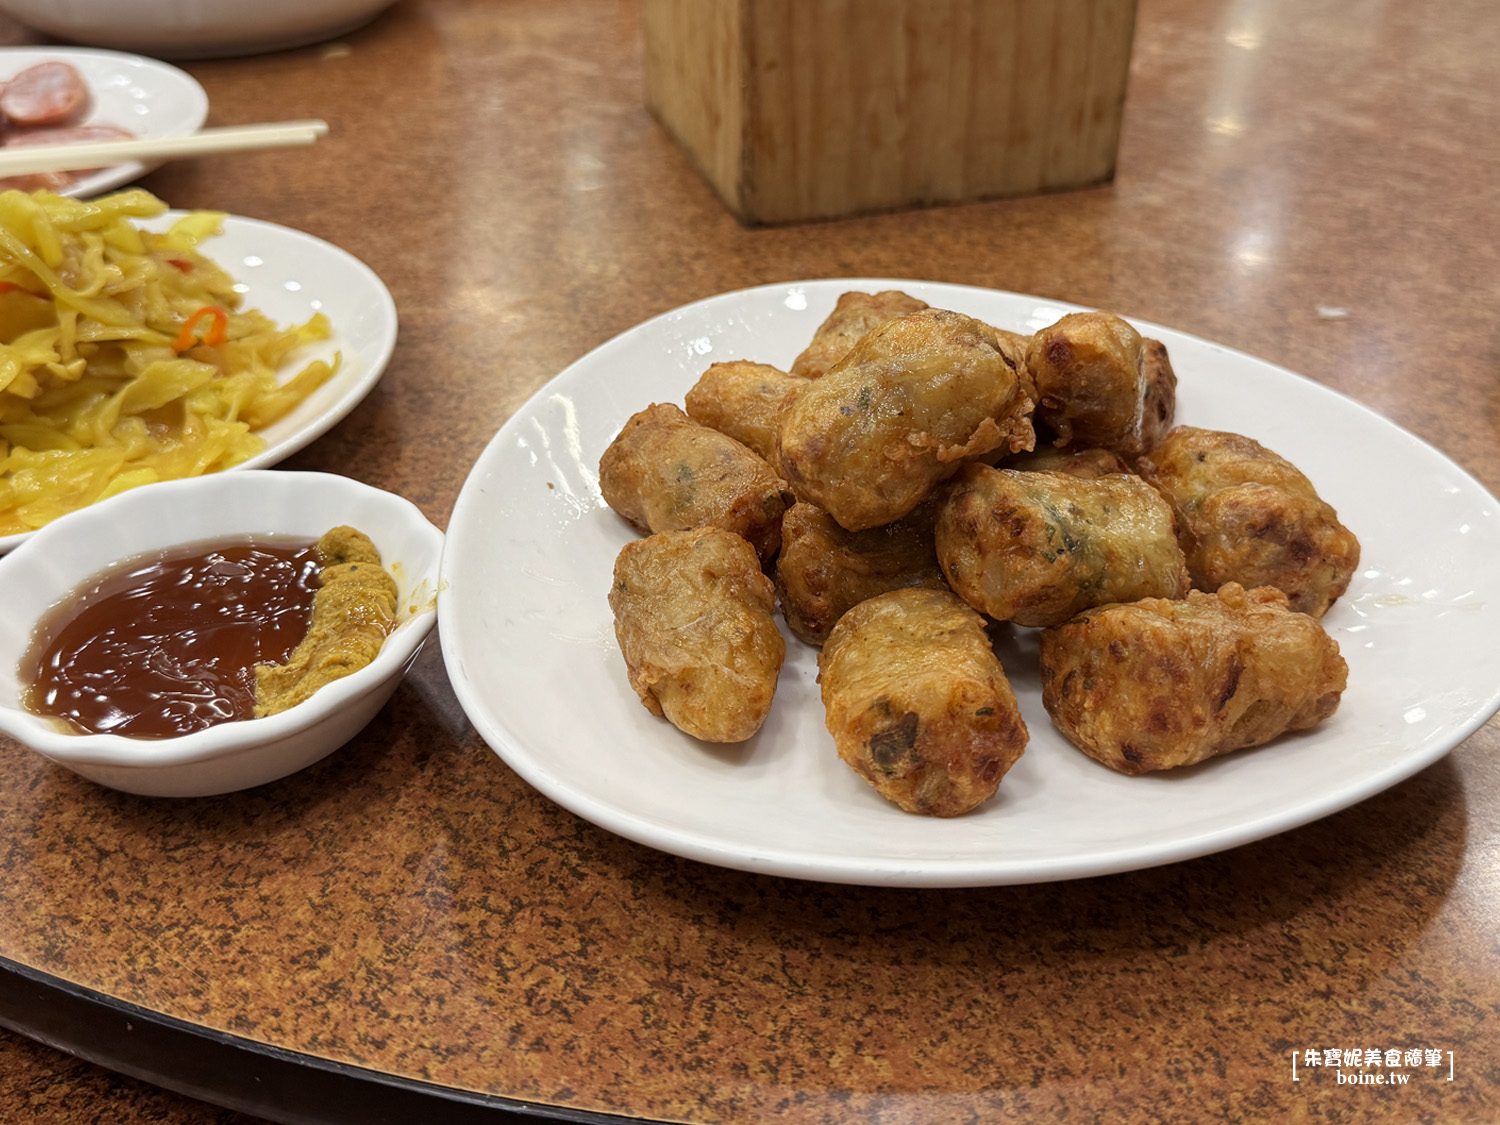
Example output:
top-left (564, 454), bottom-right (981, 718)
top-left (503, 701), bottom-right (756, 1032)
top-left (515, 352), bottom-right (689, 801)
top-left (1, 1), bottom-right (1498, 1122)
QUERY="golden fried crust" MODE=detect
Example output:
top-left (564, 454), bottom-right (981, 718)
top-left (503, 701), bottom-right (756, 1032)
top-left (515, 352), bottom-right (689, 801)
top-left (1027, 311), bottom-right (1149, 454)
top-left (778, 308), bottom-right (1037, 531)
top-left (598, 402), bottom-right (792, 564)
top-left (790, 290), bottom-right (930, 378)
top-left (610, 528), bottom-right (785, 743)
top-left (1139, 338), bottom-right (1177, 453)
top-left (1135, 425), bottom-right (1360, 617)
top-left (999, 445), bottom-right (1131, 479)
top-left (1038, 583), bottom-right (1348, 775)
top-left (683, 360), bottom-right (809, 465)
top-left (935, 463), bottom-right (1189, 628)
top-left (774, 500), bottom-right (947, 645)
top-left (818, 588), bottom-right (1028, 816)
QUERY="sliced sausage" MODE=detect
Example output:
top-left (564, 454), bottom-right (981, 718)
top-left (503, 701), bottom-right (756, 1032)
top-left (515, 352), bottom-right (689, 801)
top-left (3, 122), bottom-right (134, 148)
top-left (0, 124), bottom-right (137, 192)
top-left (1, 62), bottom-right (91, 127)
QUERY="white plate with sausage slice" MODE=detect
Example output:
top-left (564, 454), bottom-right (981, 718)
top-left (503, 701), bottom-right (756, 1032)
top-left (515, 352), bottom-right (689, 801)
top-left (439, 279), bottom-right (1500, 888)
top-left (0, 47), bottom-right (208, 197)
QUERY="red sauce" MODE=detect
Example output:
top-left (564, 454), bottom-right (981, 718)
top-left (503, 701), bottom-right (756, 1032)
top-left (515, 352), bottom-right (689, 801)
top-left (22, 537), bottom-right (322, 739)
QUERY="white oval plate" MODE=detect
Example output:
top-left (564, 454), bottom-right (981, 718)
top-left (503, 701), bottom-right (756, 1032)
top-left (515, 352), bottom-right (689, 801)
top-left (0, 211), bottom-right (398, 553)
top-left (439, 280), bottom-right (1500, 888)
top-left (0, 47), bottom-right (209, 197)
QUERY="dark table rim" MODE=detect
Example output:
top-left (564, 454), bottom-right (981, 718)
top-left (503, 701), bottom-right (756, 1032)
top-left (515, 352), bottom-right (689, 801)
top-left (0, 954), bottom-right (654, 1125)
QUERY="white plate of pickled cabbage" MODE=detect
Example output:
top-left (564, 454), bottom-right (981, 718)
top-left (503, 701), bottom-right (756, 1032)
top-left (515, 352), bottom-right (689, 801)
top-left (0, 189), bottom-right (398, 551)
top-left (440, 279), bottom-right (1500, 888)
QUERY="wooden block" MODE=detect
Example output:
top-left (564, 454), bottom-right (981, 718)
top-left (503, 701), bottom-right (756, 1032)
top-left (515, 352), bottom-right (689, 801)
top-left (643, 0), bottom-right (1138, 225)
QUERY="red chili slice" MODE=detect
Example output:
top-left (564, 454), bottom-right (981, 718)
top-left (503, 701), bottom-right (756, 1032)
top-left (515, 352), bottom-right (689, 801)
top-left (172, 306), bottom-right (230, 353)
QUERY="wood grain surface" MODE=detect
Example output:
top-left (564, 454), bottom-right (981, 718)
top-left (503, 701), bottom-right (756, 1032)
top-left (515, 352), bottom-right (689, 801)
top-left (645, 0), bottom-right (1138, 223)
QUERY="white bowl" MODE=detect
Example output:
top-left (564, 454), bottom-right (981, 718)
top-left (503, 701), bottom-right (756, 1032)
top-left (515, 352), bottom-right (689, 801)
top-left (0, 471), bottom-right (443, 797)
top-left (0, 0), bottom-right (398, 58)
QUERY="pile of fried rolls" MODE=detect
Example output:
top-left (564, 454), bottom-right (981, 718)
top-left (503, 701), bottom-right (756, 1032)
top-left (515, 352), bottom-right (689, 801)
top-left (600, 291), bottom-right (1356, 816)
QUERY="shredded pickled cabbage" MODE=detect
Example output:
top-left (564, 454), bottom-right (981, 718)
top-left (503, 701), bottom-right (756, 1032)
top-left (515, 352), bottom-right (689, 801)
top-left (0, 188), bottom-right (339, 535)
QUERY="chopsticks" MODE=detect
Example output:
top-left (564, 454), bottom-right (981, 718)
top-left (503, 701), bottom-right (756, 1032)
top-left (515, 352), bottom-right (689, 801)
top-left (0, 119), bottom-right (330, 176)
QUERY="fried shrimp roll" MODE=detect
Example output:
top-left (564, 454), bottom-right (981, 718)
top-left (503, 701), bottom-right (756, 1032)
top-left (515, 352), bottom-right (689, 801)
top-left (1139, 337), bottom-right (1178, 453)
top-left (1027, 311), bottom-right (1152, 455)
top-left (1039, 583), bottom-right (1348, 775)
top-left (778, 308), bottom-right (1036, 531)
top-left (790, 289), bottom-right (929, 378)
top-left (998, 445), bottom-right (1131, 479)
top-left (774, 500), bottom-right (947, 646)
top-left (818, 588), bottom-right (1028, 816)
top-left (684, 360), bottom-right (809, 464)
top-left (599, 403), bottom-right (792, 565)
top-left (610, 528), bottom-right (785, 743)
top-left (1135, 426), bottom-right (1360, 617)
top-left (935, 463), bottom-right (1189, 628)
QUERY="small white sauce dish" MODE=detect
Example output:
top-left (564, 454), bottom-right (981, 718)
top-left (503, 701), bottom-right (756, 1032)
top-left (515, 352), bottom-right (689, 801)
top-left (0, 470), bottom-right (443, 797)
